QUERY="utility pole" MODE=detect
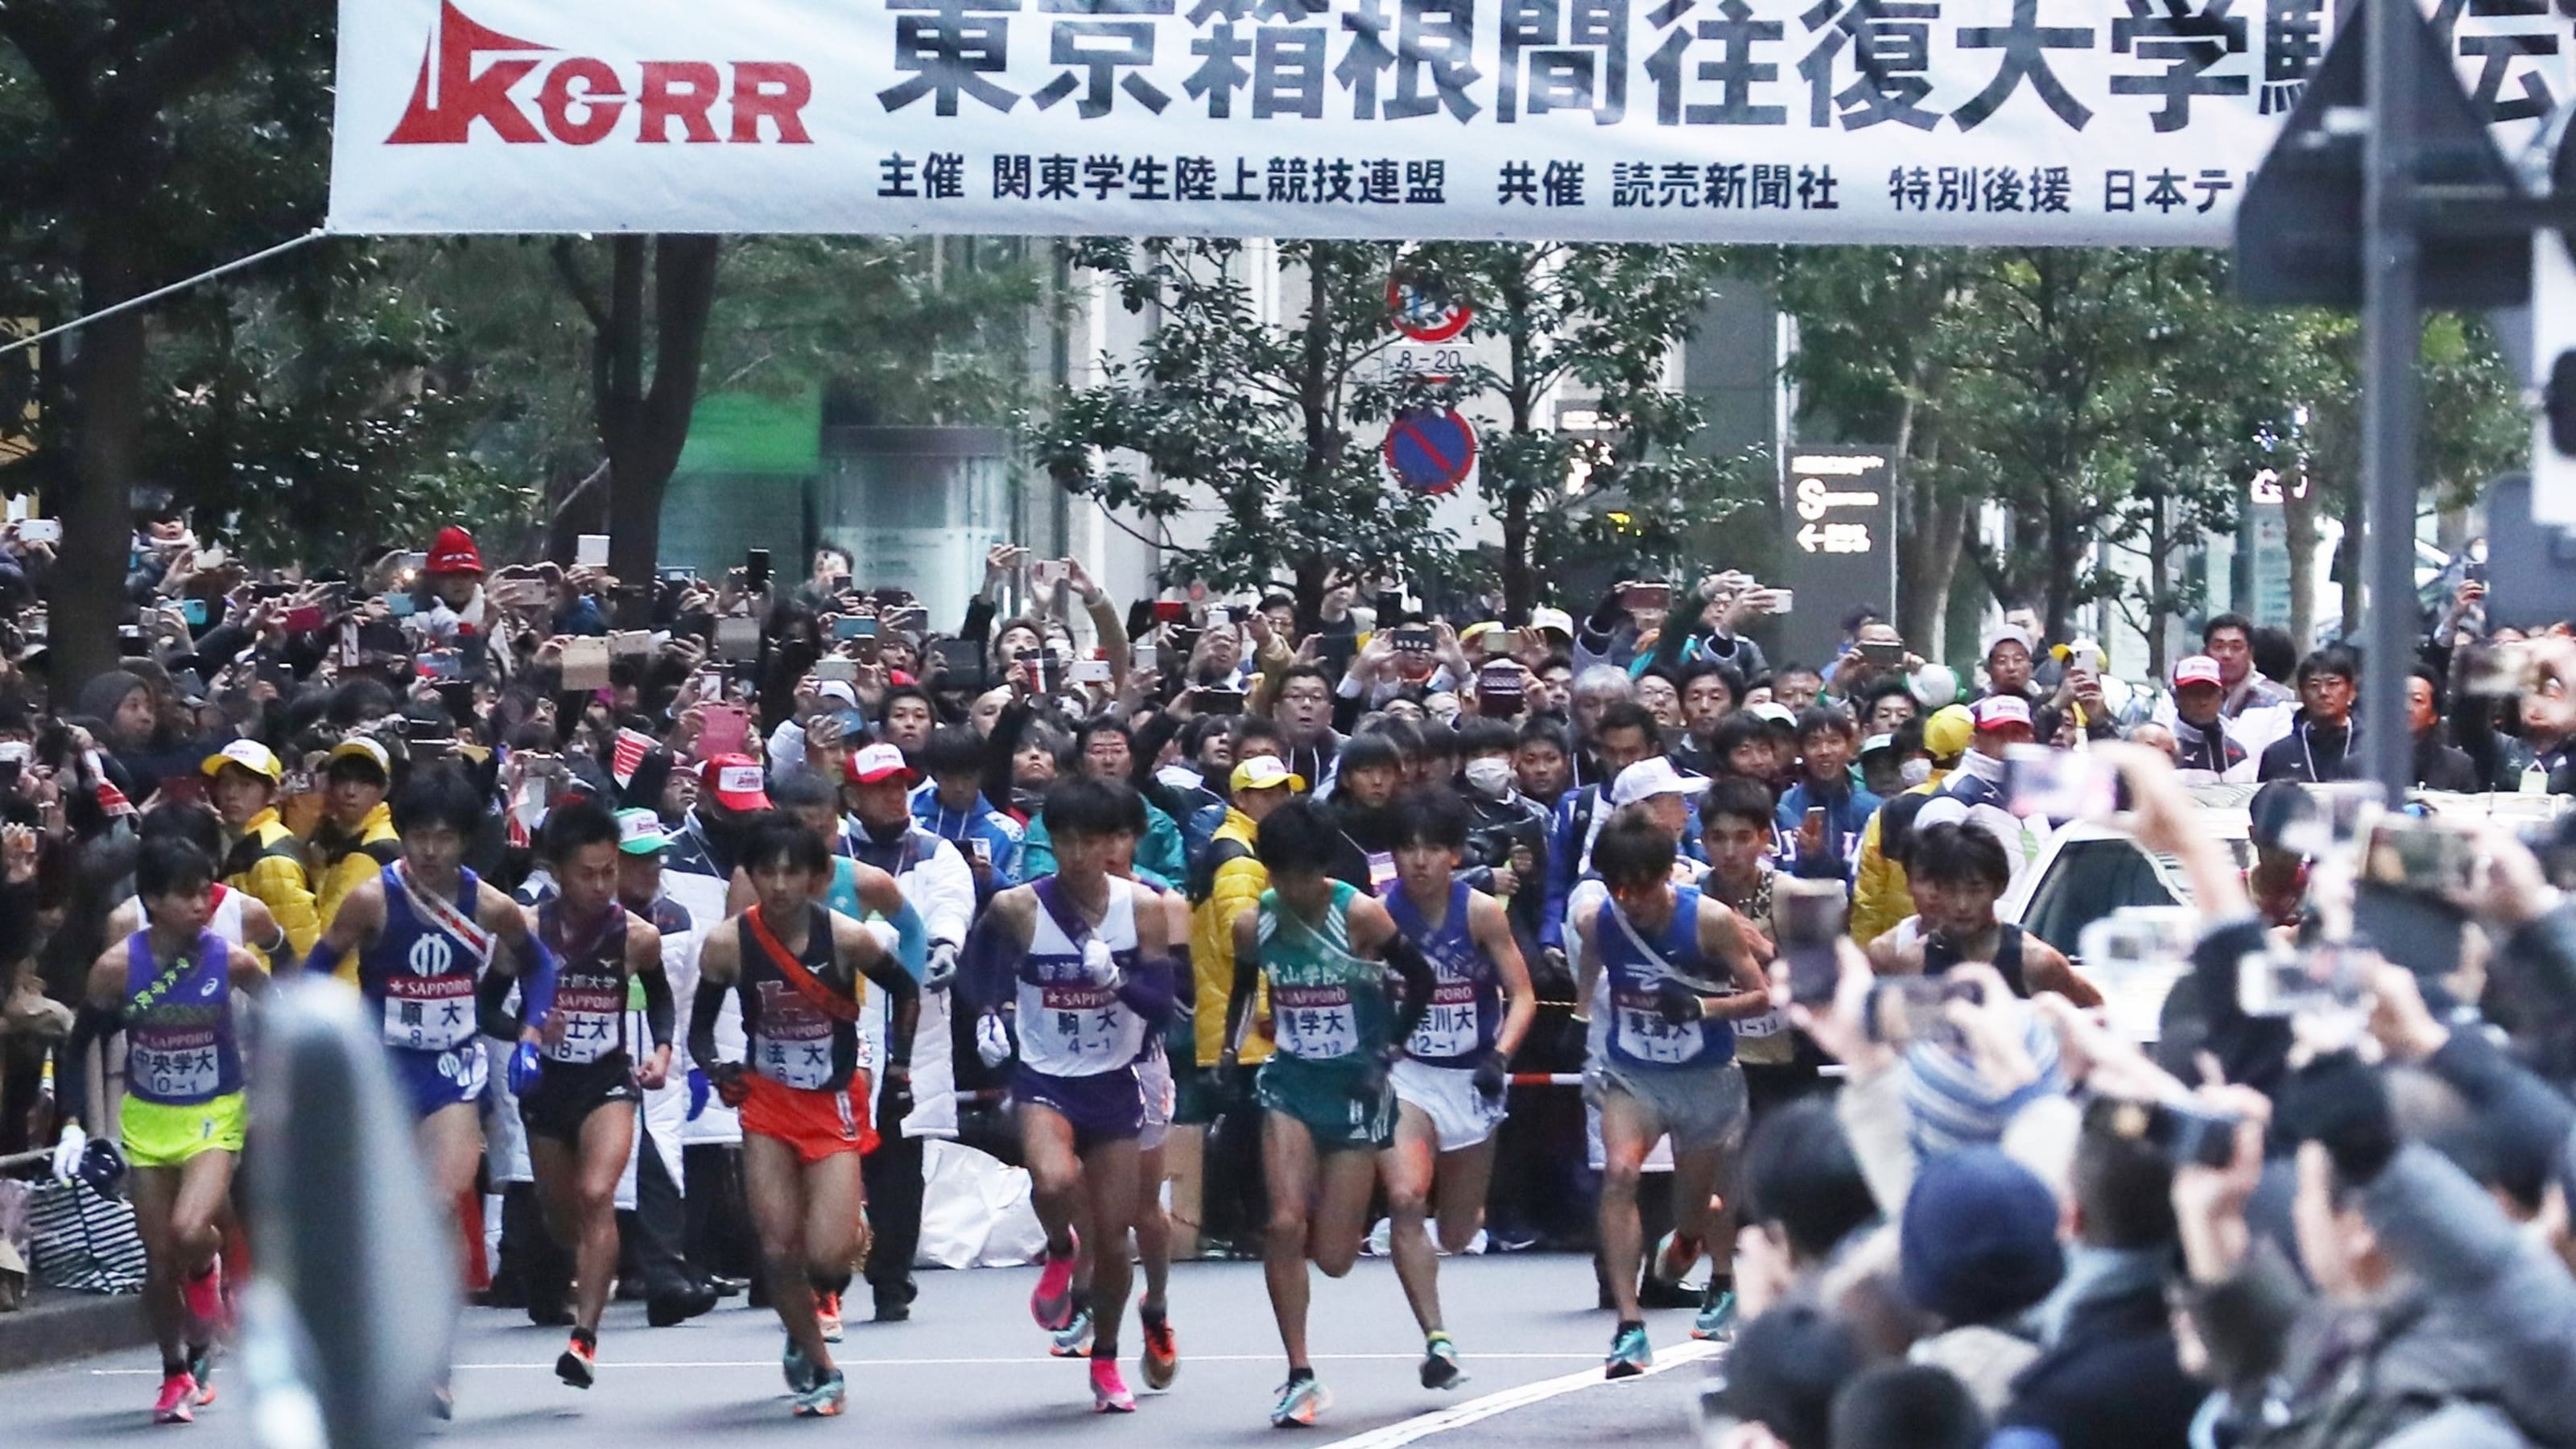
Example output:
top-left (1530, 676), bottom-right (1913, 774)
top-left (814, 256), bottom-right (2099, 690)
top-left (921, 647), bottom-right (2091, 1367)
top-left (2359, 0), bottom-right (2419, 799)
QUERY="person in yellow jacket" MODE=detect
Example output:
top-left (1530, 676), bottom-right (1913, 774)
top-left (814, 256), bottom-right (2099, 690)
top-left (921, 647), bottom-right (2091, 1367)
top-left (309, 737), bottom-right (402, 980)
top-left (1167, 754), bottom-right (1301, 1257)
top-left (1847, 704), bottom-right (1974, 946)
top-left (203, 741), bottom-right (321, 963)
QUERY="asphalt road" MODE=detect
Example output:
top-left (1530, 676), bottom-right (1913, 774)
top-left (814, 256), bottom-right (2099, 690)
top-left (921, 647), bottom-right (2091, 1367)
top-left (6, 1253), bottom-right (1724, 1447)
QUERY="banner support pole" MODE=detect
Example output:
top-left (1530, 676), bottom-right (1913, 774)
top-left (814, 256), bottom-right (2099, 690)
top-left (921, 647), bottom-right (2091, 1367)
top-left (0, 228), bottom-right (328, 361)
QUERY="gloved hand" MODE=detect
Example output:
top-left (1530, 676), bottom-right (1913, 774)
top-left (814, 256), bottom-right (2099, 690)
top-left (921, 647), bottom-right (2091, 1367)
top-left (976, 1011), bottom-right (1014, 1068)
top-left (1653, 979), bottom-right (1704, 1027)
top-left (1472, 1049), bottom-right (1509, 1104)
top-left (712, 1064), bottom-right (751, 1108)
top-left (1080, 939), bottom-right (1121, 990)
top-left (507, 1040), bottom-right (545, 1096)
top-left (687, 1067), bottom-right (712, 1121)
top-left (877, 1064), bottom-right (916, 1133)
top-left (50, 1123), bottom-right (86, 1183)
top-left (924, 942), bottom-right (960, 991)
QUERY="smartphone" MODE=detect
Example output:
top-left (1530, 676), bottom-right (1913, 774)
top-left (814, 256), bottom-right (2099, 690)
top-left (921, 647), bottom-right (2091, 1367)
top-left (2236, 939), bottom-right (2371, 1018)
top-left (930, 638), bottom-right (989, 688)
top-left (1477, 661), bottom-right (1525, 716)
top-left (1856, 640), bottom-right (1905, 667)
top-left (1621, 582), bottom-right (1672, 612)
top-left (813, 656), bottom-right (859, 684)
top-left (1775, 877), bottom-right (1846, 1005)
top-left (380, 592), bottom-right (416, 618)
top-left (2363, 818), bottom-right (2480, 896)
top-left (1393, 626), bottom-right (1435, 654)
top-left (2148, 1100), bottom-right (2245, 1170)
top-left (658, 566), bottom-right (699, 585)
top-left (1071, 658), bottom-right (1113, 685)
top-left (2077, 906), bottom-right (2199, 974)
top-left (1765, 588), bottom-right (1794, 614)
top-left (559, 637), bottom-right (612, 691)
top-left (1802, 804), bottom-right (1827, 832)
top-left (14, 518), bottom-right (60, 546)
top-left (968, 835), bottom-right (992, 865)
top-left (743, 548), bottom-right (772, 593)
top-left (1481, 630), bottom-right (1518, 658)
top-left (419, 650), bottom-right (465, 682)
top-left (834, 615), bottom-right (878, 642)
top-left (1224, 603), bottom-right (1250, 624)
top-left (2004, 743), bottom-right (2115, 822)
top-left (608, 630), bottom-right (653, 657)
top-left (1132, 643), bottom-right (1161, 673)
top-left (0, 740), bottom-right (27, 787)
top-left (1153, 599), bottom-right (1189, 625)
top-left (283, 605), bottom-right (325, 633)
top-left (576, 534), bottom-right (611, 569)
top-left (2458, 641), bottom-right (2532, 698)
top-left (176, 598), bottom-right (208, 627)
top-left (1031, 559), bottom-right (1071, 591)
top-left (698, 703), bottom-right (753, 759)
top-left (1863, 976), bottom-right (1979, 1048)
top-left (1197, 687), bottom-right (1247, 716)
top-left (714, 615), bottom-right (762, 662)
top-left (883, 606), bottom-right (926, 633)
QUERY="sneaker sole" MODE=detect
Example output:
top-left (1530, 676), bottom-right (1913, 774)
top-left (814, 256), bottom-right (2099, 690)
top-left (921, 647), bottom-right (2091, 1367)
top-left (1420, 1361), bottom-right (1467, 1391)
top-left (1142, 1356), bottom-right (1178, 1391)
top-left (155, 1409), bottom-right (195, 1426)
top-left (1270, 1387), bottom-right (1329, 1427)
top-left (555, 1352), bottom-right (595, 1389)
top-left (1604, 1360), bottom-right (1649, 1381)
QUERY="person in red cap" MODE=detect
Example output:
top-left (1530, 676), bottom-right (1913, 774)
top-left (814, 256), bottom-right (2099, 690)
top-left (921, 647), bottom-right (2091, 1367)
top-left (412, 525), bottom-right (494, 654)
top-left (2168, 655), bottom-right (2247, 776)
top-left (663, 755), bottom-right (773, 882)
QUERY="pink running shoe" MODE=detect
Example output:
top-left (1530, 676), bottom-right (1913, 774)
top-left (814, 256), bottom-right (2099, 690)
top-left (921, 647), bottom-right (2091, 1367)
top-left (1030, 1230), bottom-right (1080, 1331)
top-left (1090, 1357), bottom-right (1136, 1414)
top-left (153, 1371), bottom-right (199, 1425)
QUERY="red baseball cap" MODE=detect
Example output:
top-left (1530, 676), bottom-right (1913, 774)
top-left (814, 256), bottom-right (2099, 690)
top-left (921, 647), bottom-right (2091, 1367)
top-left (700, 754), bottom-right (771, 811)
top-left (846, 741), bottom-right (919, 786)
top-left (426, 525), bottom-right (484, 576)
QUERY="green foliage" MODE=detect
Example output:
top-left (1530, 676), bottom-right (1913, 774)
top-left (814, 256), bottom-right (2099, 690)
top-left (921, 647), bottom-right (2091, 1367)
top-left (1029, 237), bottom-right (1455, 601)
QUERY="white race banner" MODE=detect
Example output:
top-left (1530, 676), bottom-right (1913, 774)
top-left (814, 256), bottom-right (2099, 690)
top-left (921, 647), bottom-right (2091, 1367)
top-left (328, 0), bottom-right (2560, 245)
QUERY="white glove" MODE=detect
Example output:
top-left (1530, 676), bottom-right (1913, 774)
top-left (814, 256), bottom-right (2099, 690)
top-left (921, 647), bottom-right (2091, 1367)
top-left (976, 1012), bottom-right (1013, 1068)
top-left (1080, 939), bottom-right (1121, 990)
top-left (51, 1123), bottom-right (86, 1183)
top-left (860, 920), bottom-right (902, 963)
top-left (924, 942), bottom-right (960, 990)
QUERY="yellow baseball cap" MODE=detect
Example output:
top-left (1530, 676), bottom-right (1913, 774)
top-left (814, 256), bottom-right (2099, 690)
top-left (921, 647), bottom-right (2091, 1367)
top-left (1922, 704), bottom-right (1975, 760)
top-left (200, 739), bottom-right (283, 784)
top-left (1229, 757), bottom-right (1306, 794)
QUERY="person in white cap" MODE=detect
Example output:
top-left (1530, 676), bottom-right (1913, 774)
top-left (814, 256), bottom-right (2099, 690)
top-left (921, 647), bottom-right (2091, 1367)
top-left (2166, 654), bottom-right (2248, 777)
top-left (1934, 697), bottom-right (2043, 877)
top-left (1977, 625), bottom-right (2041, 706)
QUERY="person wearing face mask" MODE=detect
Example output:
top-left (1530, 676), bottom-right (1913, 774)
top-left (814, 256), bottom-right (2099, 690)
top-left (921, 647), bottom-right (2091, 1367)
top-left (1451, 720), bottom-right (1552, 971)
top-left (1849, 704), bottom-right (1973, 946)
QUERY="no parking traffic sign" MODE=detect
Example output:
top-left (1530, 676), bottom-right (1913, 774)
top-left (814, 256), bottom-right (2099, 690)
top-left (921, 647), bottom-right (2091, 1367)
top-left (1384, 409), bottom-right (1478, 497)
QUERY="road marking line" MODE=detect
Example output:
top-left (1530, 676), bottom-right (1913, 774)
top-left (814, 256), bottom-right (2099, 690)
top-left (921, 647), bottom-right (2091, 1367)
top-left (88, 1351), bottom-right (1607, 1377)
top-left (1316, 1340), bottom-right (1719, 1449)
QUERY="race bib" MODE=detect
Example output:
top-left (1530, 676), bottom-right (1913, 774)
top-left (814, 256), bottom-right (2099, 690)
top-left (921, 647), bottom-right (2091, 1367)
top-left (1407, 978), bottom-right (1481, 1059)
top-left (1734, 1007), bottom-right (1787, 1039)
top-left (1613, 989), bottom-right (1703, 1066)
top-left (129, 1031), bottom-right (221, 1101)
top-left (1274, 982), bottom-right (1358, 1060)
top-left (381, 973), bottom-right (477, 1051)
top-left (752, 980), bottom-right (838, 1091)
top-left (1036, 982), bottom-right (1128, 1069)
top-left (543, 979), bottom-right (627, 1065)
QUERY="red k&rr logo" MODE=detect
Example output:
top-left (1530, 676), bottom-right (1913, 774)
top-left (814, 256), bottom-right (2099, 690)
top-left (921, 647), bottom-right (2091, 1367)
top-left (387, 1), bottom-right (814, 146)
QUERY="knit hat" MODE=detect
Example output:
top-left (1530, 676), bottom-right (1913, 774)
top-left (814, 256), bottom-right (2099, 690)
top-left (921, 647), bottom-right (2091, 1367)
top-left (1899, 1147), bottom-right (2066, 1327)
top-left (426, 525), bottom-right (484, 576)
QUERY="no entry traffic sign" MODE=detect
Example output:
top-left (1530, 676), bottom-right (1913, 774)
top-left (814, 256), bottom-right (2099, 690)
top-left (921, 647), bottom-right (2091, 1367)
top-left (1384, 409), bottom-right (1479, 496)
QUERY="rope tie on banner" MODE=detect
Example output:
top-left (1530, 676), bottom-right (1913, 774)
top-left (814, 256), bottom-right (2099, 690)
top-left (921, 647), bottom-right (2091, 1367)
top-left (0, 229), bottom-right (328, 361)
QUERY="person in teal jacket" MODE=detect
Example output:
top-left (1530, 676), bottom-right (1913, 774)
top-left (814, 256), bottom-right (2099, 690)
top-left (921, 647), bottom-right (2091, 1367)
top-left (1018, 718), bottom-right (1187, 886)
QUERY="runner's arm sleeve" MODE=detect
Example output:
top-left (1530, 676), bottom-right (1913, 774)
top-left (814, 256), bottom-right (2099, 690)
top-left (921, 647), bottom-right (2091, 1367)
top-left (476, 961), bottom-right (525, 1040)
top-left (641, 963), bottom-right (675, 1051)
top-left (298, 939), bottom-right (345, 977)
top-left (57, 1004), bottom-right (119, 1128)
top-left (1113, 952), bottom-right (1176, 1024)
top-left (870, 959), bottom-right (920, 1071)
top-left (687, 976), bottom-right (730, 1072)
top-left (886, 897), bottom-right (930, 981)
top-left (957, 909), bottom-right (1018, 1013)
top-left (514, 931), bottom-right (560, 1030)
top-left (1224, 923), bottom-right (1259, 1061)
top-left (1382, 931), bottom-right (1438, 1051)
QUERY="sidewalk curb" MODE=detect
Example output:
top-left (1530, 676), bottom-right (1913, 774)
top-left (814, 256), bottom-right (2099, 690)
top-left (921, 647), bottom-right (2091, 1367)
top-left (0, 1290), bottom-right (151, 1373)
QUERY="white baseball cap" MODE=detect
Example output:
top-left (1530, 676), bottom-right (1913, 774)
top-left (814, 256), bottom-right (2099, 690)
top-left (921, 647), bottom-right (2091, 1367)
top-left (1609, 757), bottom-right (1710, 808)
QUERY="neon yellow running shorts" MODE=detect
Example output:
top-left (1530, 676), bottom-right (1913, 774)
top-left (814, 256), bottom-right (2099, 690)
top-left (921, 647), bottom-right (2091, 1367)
top-left (121, 1092), bottom-right (248, 1170)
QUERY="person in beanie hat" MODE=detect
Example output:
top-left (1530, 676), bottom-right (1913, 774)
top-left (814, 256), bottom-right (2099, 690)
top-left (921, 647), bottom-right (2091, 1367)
top-left (1897, 1146), bottom-right (2065, 1418)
